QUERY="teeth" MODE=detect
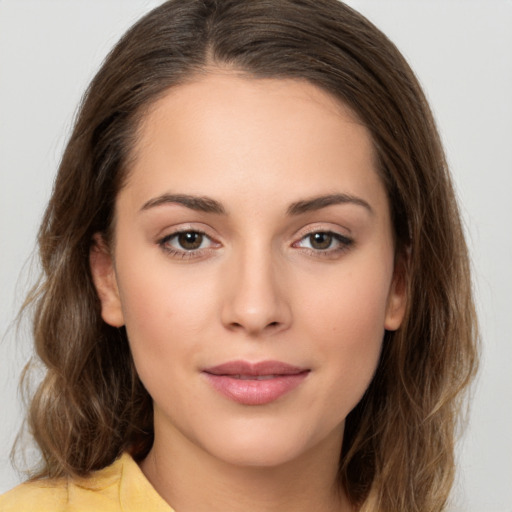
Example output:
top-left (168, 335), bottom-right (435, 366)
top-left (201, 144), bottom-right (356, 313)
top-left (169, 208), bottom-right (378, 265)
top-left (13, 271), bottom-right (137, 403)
top-left (234, 374), bottom-right (277, 380)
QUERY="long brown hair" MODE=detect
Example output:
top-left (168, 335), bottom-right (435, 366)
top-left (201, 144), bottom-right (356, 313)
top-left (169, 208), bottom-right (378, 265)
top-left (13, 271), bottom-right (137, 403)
top-left (20, 1), bottom-right (478, 510)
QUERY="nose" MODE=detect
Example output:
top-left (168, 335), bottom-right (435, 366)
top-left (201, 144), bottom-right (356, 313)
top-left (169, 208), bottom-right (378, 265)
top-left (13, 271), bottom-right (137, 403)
top-left (220, 247), bottom-right (292, 337)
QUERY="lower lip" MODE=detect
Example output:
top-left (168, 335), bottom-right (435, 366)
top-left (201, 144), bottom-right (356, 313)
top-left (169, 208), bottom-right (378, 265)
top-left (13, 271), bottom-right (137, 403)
top-left (204, 372), bottom-right (309, 405)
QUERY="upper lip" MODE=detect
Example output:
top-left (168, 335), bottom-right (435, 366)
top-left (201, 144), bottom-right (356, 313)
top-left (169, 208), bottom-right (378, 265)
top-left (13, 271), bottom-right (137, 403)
top-left (203, 360), bottom-right (309, 376)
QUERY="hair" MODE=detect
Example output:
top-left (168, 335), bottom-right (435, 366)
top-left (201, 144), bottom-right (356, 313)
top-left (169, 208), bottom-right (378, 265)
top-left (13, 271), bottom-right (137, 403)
top-left (18, 1), bottom-right (478, 510)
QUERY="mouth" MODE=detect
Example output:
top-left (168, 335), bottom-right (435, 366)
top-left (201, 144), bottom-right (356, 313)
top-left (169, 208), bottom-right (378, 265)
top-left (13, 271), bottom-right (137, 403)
top-left (202, 360), bottom-right (310, 405)
top-left (224, 374), bottom-right (284, 380)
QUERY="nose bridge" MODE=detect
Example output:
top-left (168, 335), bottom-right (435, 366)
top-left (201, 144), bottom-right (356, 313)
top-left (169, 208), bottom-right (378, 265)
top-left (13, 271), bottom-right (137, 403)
top-left (221, 240), bottom-right (291, 335)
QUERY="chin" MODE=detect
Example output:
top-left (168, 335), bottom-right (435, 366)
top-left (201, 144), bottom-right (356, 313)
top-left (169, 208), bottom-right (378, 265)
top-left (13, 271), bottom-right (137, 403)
top-left (195, 417), bottom-right (341, 469)
top-left (207, 439), bottom-right (307, 468)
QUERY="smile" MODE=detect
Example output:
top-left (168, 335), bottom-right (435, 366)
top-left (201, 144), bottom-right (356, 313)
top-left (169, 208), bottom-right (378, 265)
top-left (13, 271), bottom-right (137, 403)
top-left (202, 360), bottom-right (310, 406)
top-left (231, 375), bottom-right (280, 380)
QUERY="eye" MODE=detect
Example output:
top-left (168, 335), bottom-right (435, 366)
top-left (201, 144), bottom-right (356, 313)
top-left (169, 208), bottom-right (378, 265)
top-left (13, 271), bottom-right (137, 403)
top-left (159, 230), bottom-right (217, 256)
top-left (174, 231), bottom-right (206, 250)
top-left (294, 231), bottom-right (353, 254)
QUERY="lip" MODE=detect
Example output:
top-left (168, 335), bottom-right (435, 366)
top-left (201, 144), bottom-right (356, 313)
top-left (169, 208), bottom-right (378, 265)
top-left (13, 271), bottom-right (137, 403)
top-left (202, 360), bottom-right (310, 406)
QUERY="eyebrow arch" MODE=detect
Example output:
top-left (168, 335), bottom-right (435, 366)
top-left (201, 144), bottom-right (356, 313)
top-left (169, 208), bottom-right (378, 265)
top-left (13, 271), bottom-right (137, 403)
top-left (140, 192), bottom-right (372, 216)
top-left (140, 193), bottom-right (226, 214)
top-left (287, 193), bottom-right (373, 216)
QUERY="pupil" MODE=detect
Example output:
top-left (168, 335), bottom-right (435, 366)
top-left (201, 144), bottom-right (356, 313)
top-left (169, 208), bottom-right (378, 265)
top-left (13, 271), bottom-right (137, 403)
top-left (178, 232), bottom-right (202, 250)
top-left (311, 233), bottom-right (332, 250)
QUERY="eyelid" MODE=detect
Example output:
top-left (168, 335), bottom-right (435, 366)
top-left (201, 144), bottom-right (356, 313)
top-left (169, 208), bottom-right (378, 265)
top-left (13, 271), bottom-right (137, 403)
top-left (291, 226), bottom-right (354, 257)
top-left (293, 231), bottom-right (352, 247)
top-left (157, 226), bottom-right (221, 259)
top-left (156, 223), bottom-right (354, 260)
top-left (292, 222), bottom-right (352, 243)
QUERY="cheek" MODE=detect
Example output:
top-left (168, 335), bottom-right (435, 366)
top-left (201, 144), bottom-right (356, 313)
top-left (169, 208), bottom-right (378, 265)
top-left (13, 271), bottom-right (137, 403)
top-left (300, 257), bottom-right (392, 343)
top-left (296, 259), bottom-right (392, 401)
top-left (115, 258), bottom-right (218, 377)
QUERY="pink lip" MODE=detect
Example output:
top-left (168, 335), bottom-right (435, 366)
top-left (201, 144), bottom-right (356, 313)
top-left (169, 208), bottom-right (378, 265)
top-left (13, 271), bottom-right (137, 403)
top-left (202, 360), bottom-right (310, 406)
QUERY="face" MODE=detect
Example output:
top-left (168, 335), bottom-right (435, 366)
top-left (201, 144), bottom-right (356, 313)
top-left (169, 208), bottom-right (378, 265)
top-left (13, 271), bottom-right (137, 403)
top-left (91, 73), bottom-right (406, 469)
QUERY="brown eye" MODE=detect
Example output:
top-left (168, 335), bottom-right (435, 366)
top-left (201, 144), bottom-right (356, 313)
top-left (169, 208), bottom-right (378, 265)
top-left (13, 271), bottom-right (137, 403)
top-left (309, 232), bottom-right (333, 250)
top-left (177, 231), bottom-right (204, 250)
top-left (159, 229), bottom-right (218, 257)
top-left (294, 230), bottom-right (353, 255)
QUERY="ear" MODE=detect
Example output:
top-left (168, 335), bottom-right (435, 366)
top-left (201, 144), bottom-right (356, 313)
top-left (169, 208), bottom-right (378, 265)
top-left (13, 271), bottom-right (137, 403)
top-left (89, 234), bottom-right (125, 327)
top-left (384, 252), bottom-right (408, 331)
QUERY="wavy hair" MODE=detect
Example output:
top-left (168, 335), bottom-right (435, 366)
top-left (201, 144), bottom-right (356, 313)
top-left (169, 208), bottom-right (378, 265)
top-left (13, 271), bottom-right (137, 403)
top-left (19, 1), bottom-right (478, 510)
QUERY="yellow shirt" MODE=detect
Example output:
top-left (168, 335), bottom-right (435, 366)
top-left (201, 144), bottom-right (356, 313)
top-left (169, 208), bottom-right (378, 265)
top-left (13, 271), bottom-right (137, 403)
top-left (0, 453), bottom-right (174, 512)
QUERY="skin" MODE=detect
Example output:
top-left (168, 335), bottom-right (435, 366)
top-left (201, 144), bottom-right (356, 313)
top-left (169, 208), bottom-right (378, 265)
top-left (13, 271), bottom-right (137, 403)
top-left (90, 72), bottom-right (406, 512)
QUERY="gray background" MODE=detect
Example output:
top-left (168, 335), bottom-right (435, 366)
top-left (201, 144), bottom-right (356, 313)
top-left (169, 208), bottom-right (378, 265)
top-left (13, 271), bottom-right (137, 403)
top-left (1, 1), bottom-right (511, 511)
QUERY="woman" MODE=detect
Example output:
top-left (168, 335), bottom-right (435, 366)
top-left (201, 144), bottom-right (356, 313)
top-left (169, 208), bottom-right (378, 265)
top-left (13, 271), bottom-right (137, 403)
top-left (0, 1), bottom-right (478, 511)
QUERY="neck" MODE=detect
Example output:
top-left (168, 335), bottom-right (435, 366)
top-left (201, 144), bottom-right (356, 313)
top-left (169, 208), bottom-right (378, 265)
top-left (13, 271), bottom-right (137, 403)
top-left (140, 425), bottom-right (352, 512)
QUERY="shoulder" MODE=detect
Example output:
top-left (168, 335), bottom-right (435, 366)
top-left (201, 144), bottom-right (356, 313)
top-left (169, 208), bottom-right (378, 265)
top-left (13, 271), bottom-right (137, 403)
top-left (0, 454), bottom-right (173, 512)
top-left (0, 478), bottom-right (68, 512)
top-left (0, 453), bottom-right (124, 512)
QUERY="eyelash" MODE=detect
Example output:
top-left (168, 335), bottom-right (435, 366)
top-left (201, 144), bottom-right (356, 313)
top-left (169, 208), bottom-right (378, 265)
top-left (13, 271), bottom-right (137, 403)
top-left (292, 231), bottom-right (354, 258)
top-left (158, 229), bottom-right (354, 259)
top-left (158, 229), bottom-right (218, 259)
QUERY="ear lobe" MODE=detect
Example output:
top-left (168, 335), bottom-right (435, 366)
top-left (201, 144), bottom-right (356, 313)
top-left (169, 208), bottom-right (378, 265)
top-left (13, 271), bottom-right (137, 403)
top-left (384, 255), bottom-right (408, 331)
top-left (89, 234), bottom-right (125, 327)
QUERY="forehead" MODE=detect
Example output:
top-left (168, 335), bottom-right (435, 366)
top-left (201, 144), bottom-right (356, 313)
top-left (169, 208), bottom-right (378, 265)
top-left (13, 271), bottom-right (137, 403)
top-left (121, 72), bottom-right (385, 215)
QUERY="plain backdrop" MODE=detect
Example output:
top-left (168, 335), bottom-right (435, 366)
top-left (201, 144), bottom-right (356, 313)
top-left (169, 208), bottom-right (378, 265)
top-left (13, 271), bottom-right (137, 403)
top-left (1, 1), bottom-right (511, 511)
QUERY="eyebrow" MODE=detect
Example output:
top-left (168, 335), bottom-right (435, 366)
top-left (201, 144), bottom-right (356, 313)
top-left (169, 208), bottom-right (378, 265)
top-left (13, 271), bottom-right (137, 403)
top-left (287, 193), bottom-right (373, 216)
top-left (140, 193), bottom-right (226, 214)
top-left (140, 192), bottom-right (373, 216)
